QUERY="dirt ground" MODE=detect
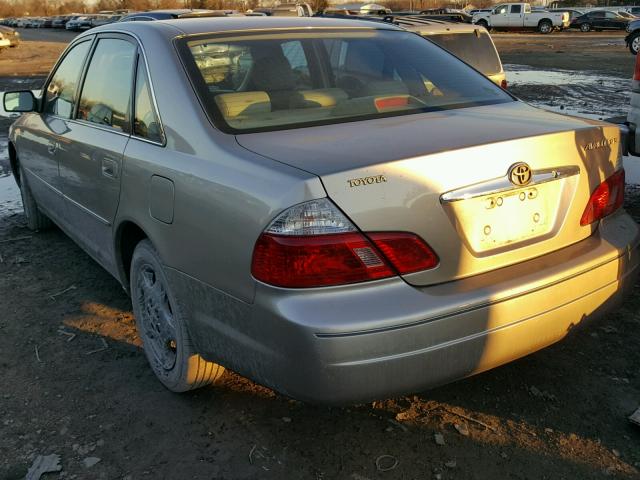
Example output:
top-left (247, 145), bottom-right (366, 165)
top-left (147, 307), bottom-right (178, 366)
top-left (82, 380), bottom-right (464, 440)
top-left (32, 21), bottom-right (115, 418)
top-left (1, 30), bottom-right (639, 480)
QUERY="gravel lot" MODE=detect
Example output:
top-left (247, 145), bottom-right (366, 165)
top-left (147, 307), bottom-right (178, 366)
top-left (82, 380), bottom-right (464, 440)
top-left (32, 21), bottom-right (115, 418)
top-left (1, 28), bottom-right (639, 480)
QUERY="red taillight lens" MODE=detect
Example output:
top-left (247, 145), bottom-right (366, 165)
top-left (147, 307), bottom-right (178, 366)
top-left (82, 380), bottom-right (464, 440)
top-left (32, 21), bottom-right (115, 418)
top-left (252, 231), bottom-right (439, 288)
top-left (368, 232), bottom-right (439, 274)
top-left (580, 169), bottom-right (625, 226)
top-left (252, 232), bottom-right (395, 288)
top-left (500, 79), bottom-right (508, 89)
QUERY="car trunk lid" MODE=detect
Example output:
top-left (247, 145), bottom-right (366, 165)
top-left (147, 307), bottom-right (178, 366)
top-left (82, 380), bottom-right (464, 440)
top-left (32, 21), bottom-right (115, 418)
top-left (237, 102), bottom-right (623, 286)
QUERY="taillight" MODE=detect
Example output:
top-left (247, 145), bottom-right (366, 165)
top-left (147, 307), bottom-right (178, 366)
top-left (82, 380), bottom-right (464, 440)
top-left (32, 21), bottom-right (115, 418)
top-left (580, 169), bottom-right (625, 226)
top-left (368, 232), bottom-right (438, 274)
top-left (500, 79), bottom-right (508, 89)
top-left (251, 198), bottom-right (438, 288)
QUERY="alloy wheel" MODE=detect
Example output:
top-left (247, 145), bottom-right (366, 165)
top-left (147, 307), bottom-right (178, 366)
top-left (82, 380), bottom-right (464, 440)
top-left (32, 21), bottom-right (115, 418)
top-left (135, 264), bottom-right (178, 371)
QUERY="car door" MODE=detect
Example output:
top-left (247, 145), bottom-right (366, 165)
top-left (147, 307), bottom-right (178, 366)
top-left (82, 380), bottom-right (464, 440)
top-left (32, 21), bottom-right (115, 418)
top-left (591, 11), bottom-right (605, 28)
top-left (604, 11), bottom-right (625, 29)
top-left (14, 39), bottom-right (92, 223)
top-left (508, 4), bottom-right (523, 26)
top-left (58, 34), bottom-right (136, 271)
top-left (490, 4), bottom-right (509, 27)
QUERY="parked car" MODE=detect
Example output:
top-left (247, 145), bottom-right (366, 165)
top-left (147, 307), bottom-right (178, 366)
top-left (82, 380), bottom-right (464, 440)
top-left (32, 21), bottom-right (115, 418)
top-left (3, 17), bottom-right (638, 404)
top-left (52, 16), bottom-right (72, 28)
top-left (66, 16), bottom-right (95, 31)
top-left (417, 9), bottom-right (473, 23)
top-left (570, 10), bottom-right (631, 32)
top-left (41, 17), bottom-right (54, 28)
top-left (472, 3), bottom-right (569, 33)
top-left (626, 50), bottom-right (640, 155)
top-left (330, 14), bottom-right (507, 87)
top-left (119, 9), bottom-right (218, 21)
top-left (618, 10), bottom-right (638, 20)
top-left (23, 18), bottom-right (43, 28)
top-left (91, 14), bottom-right (122, 27)
top-left (625, 6), bottom-right (640, 15)
top-left (14, 18), bottom-right (29, 28)
top-left (0, 25), bottom-right (20, 47)
top-left (626, 18), bottom-right (640, 53)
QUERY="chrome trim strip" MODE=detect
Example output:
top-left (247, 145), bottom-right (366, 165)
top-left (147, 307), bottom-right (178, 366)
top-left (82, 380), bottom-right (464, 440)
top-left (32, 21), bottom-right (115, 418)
top-left (66, 118), bottom-right (131, 138)
top-left (440, 165), bottom-right (580, 204)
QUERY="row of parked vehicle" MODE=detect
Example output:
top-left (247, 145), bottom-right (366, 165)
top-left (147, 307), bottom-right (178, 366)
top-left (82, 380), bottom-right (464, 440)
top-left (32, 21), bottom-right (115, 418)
top-left (1, 13), bottom-right (127, 31)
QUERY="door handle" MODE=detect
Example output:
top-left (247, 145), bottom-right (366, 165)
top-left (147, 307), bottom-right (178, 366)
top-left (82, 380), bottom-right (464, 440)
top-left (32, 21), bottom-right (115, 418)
top-left (101, 158), bottom-right (119, 179)
top-left (47, 142), bottom-right (58, 155)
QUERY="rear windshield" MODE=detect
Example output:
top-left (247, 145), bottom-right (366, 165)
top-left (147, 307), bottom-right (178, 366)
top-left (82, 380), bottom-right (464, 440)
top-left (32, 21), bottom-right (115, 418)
top-left (178, 29), bottom-right (512, 133)
top-left (425, 31), bottom-right (501, 76)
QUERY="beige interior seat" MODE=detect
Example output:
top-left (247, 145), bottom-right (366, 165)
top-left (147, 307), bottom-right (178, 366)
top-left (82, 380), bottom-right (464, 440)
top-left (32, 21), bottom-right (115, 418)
top-left (294, 88), bottom-right (349, 108)
top-left (214, 91), bottom-right (271, 118)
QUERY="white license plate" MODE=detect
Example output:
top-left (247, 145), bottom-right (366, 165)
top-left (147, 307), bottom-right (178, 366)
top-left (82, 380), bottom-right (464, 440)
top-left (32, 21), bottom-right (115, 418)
top-left (449, 184), bottom-right (560, 253)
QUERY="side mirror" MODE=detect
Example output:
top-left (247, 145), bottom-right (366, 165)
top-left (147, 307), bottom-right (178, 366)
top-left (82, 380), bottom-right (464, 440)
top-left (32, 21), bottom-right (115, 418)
top-left (3, 90), bottom-right (36, 113)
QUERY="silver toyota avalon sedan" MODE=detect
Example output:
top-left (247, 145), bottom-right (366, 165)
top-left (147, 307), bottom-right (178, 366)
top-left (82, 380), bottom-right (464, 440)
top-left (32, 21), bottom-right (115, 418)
top-left (4, 17), bottom-right (638, 404)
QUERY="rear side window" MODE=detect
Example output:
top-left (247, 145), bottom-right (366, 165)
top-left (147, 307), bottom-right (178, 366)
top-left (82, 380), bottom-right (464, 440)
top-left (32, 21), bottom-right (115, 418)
top-left (77, 38), bottom-right (136, 132)
top-left (179, 29), bottom-right (512, 133)
top-left (510, 5), bottom-right (521, 14)
top-left (44, 41), bottom-right (91, 118)
top-left (427, 32), bottom-right (501, 76)
top-left (133, 57), bottom-right (163, 143)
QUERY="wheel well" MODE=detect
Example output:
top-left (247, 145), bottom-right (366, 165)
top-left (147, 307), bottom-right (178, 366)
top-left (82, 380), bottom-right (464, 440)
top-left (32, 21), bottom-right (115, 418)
top-left (8, 142), bottom-right (20, 187)
top-left (538, 18), bottom-right (552, 25)
top-left (117, 221), bottom-right (148, 286)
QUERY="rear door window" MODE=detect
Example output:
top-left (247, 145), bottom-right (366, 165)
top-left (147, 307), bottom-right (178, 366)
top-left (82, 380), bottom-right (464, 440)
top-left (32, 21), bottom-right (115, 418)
top-left (77, 38), bottom-right (136, 132)
top-left (510, 5), bottom-right (522, 14)
top-left (44, 41), bottom-right (92, 118)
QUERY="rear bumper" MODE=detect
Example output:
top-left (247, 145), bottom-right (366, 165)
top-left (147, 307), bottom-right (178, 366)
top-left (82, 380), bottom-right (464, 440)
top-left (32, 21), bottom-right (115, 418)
top-left (172, 212), bottom-right (640, 404)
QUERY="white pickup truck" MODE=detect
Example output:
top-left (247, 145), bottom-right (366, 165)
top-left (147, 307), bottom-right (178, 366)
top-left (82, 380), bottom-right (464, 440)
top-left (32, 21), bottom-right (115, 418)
top-left (472, 3), bottom-right (570, 33)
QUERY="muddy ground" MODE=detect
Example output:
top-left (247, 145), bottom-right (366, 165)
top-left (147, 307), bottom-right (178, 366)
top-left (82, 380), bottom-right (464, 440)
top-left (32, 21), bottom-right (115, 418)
top-left (1, 30), bottom-right (639, 480)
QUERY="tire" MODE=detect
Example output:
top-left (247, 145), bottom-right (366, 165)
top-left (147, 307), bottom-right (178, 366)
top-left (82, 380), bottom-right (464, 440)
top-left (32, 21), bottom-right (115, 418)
top-left (538, 19), bottom-right (553, 34)
top-left (580, 23), bottom-right (591, 32)
top-left (18, 166), bottom-right (52, 231)
top-left (630, 33), bottom-right (640, 54)
top-left (130, 239), bottom-right (224, 392)
top-left (476, 19), bottom-right (489, 29)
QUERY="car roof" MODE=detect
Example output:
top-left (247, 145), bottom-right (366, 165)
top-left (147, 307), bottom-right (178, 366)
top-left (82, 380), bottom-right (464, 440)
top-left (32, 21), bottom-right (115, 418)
top-left (90, 15), bottom-right (402, 37)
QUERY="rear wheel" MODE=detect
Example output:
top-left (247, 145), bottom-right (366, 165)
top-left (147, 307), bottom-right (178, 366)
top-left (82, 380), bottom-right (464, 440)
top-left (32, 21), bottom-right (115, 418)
top-left (630, 32), bottom-right (640, 54)
top-left (538, 19), bottom-right (553, 34)
top-left (130, 240), bottom-right (225, 392)
top-left (18, 166), bottom-right (52, 231)
top-left (580, 23), bottom-right (591, 32)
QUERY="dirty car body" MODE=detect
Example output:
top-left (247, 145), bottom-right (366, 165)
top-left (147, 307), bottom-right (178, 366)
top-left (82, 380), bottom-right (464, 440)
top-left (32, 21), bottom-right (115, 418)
top-left (5, 17), bottom-right (639, 404)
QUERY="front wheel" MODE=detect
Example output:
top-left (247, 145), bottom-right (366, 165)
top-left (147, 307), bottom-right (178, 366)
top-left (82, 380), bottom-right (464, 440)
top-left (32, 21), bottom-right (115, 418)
top-left (538, 20), bottom-right (553, 34)
top-left (130, 240), bottom-right (225, 392)
top-left (476, 19), bottom-right (489, 30)
top-left (580, 23), bottom-right (591, 32)
top-left (630, 33), bottom-right (640, 54)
